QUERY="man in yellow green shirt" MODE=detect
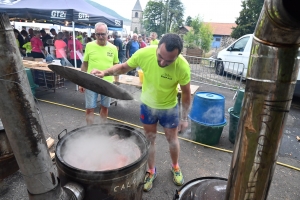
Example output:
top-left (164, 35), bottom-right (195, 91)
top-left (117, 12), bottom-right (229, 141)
top-left (150, 32), bottom-right (159, 45)
top-left (76, 32), bottom-right (83, 44)
top-left (79, 22), bottom-right (119, 124)
top-left (91, 33), bottom-right (191, 192)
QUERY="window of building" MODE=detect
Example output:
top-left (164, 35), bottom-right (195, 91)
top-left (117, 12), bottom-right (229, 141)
top-left (135, 12), bottom-right (138, 18)
top-left (216, 38), bottom-right (221, 41)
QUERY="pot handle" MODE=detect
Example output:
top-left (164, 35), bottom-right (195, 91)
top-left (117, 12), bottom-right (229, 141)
top-left (58, 129), bottom-right (67, 140)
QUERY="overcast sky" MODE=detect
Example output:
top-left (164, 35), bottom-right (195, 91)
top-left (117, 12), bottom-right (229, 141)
top-left (92, 0), bottom-right (243, 23)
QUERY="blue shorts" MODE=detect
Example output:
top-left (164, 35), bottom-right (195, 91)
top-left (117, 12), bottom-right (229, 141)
top-left (85, 89), bottom-right (111, 109)
top-left (140, 103), bottom-right (179, 128)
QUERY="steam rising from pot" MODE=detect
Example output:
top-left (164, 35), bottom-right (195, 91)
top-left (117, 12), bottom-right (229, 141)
top-left (62, 129), bottom-right (141, 171)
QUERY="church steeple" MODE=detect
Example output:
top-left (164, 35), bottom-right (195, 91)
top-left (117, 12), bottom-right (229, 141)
top-left (133, 0), bottom-right (143, 11)
top-left (131, 0), bottom-right (144, 34)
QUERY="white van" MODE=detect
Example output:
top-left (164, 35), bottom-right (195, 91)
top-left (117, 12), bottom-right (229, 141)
top-left (215, 34), bottom-right (300, 97)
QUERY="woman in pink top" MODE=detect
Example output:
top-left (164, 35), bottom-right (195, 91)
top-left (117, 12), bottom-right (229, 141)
top-left (67, 36), bottom-right (83, 68)
top-left (54, 32), bottom-right (67, 66)
top-left (30, 30), bottom-right (45, 58)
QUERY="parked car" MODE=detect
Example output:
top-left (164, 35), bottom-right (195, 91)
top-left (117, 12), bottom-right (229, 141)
top-left (215, 34), bottom-right (253, 78)
top-left (215, 34), bottom-right (300, 97)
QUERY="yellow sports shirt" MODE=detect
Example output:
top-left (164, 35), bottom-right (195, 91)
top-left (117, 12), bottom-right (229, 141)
top-left (127, 46), bottom-right (190, 109)
top-left (84, 41), bottom-right (119, 83)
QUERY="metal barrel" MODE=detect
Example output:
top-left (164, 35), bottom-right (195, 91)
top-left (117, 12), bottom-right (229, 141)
top-left (55, 124), bottom-right (149, 200)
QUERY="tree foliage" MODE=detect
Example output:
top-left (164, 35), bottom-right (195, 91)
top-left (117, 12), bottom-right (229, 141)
top-left (199, 23), bottom-right (213, 53)
top-left (143, 1), bottom-right (165, 36)
top-left (231, 0), bottom-right (264, 39)
top-left (143, 0), bottom-right (184, 37)
top-left (183, 15), bottom-right (213, 53)
top-left (167, 0), bottom-right (184, 33)
top-left (185, 16), bottom-right (192, 26)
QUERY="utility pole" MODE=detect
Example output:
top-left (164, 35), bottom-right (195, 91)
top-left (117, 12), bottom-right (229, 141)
top-left (165, 0), bottom-right (169, 34)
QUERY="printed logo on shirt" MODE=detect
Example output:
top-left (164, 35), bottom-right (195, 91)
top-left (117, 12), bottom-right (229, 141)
top-left (107, 52), bottom-right (113, 57)
top-left (161, 73), bottom-right (172, 80)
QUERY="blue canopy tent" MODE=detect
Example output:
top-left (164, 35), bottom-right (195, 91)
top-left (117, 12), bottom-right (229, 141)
top-left (0, 0), bottom-right (123, 68)
top-left (0, 0), bottom-right (123, 27)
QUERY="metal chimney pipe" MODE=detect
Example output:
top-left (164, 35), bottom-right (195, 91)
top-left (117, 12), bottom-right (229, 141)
top-left (0, 13), bottom-right (63, 198)
top-left (226, 0), bottom-right (300, 199)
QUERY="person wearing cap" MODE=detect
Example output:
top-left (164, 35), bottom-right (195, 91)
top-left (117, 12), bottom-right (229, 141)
top-left (79, 22), bottom-right (119, 124)
top-left (90, 33), bottom-right (191, 191)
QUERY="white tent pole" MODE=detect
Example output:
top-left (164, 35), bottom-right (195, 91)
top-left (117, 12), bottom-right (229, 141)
top-left (72, 21), bottom-right (77, 68)
top-left (72, 21), bottom-right (78, 91)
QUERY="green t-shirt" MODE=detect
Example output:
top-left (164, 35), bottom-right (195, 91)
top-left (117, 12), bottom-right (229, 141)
top-left (127, 46), bottom-right (190, 109)
top-left (150, 39), bottom-right (159, 45)
top-left (23, 42), bottom-right (32, 53)
top-left (84, 41), bottom-right (119, 83)
top-left (76, 35), bottom-right (83, 44)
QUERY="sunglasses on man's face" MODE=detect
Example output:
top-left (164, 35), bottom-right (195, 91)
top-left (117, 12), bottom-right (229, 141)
top-left (95, 33), bottom-right (107, 37)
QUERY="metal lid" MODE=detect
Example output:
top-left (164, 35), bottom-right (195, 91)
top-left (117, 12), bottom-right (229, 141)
top-left (48, 65), bottom-right (134, 100)
top-left (196, 92), bottom-right (225, 100)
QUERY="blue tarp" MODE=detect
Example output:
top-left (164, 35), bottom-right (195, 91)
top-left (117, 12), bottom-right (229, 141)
top-left (0, 0), bottom-right (123, 28)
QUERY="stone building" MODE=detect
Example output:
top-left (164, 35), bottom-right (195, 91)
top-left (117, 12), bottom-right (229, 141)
top-left (131, 0), bottom-right (143, 34)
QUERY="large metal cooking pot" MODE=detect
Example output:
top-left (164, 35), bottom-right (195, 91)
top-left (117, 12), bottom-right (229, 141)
top-left (0, 119), bottom-right (19, 180)
top-left (55, 123), bottom-right (149, 200)
top-left (173, 177), bottom-right (228, 200)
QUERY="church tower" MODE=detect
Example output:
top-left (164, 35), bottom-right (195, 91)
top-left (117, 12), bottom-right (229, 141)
top-left (131, 0), bottom-right (143, 34)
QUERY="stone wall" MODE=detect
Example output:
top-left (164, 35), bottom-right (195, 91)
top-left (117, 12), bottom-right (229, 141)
top-left (220, 36), bottom-right (236, 49)
top-left (209, 36), bottom-right (236, 58)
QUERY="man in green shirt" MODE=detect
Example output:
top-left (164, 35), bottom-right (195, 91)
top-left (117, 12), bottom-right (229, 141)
top-left (91, 34), bottom-right (191, 192)
top-left (79, 22), bottom-right (119, 124)
top-left (150, 32), bottom-right (159, 45)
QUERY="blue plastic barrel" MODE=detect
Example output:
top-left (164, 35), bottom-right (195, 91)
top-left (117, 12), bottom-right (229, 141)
top-left (189, 92), bottom-right (226, 126)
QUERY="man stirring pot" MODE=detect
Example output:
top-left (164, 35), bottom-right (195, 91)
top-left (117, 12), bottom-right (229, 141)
top-left (91, 33), bottom-right (191, 192)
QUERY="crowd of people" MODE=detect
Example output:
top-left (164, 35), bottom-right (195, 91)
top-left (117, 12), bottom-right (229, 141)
top-left (14, 26), bottom-right (160, 69)
top-left (13, 28), bottom-right (95, 67)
